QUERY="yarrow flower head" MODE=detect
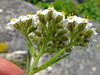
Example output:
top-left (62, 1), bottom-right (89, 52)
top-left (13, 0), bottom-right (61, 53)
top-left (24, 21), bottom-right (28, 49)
top-left (7, 6), bottom-right (98, 52)
top-left (7, 5), bottom-right (98, 75)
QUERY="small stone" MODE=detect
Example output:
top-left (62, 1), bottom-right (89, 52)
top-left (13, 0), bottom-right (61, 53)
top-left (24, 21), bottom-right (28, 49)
top-left (0, 9), bottom-right (3, 13)
top-left (47, 66), bottom-right (52, 71)
top-left (92, 67), bottom-right (96, 72)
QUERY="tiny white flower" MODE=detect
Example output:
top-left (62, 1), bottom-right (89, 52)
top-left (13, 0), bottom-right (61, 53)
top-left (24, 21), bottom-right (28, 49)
top-left (28, 32), bottom-right (34, 37)
top-left (36, 8), bottom-right (42, 14)
top-left (18, 16), bottom-right (29, 22)
top-left (83, 18), bottom-right (88, 23)
top-left (48, 5), bottom-right (55, 11)
top-left (75, 17), bottom-right (84, 24)
top-left (53, 11), bottom-right (65, 20)
top-left (91, 28), bottom-right (98, 35)
top-left (41, 9), bottom-right (50, 15)
top-left (86, 23), bottom-right (93, 28)
top-left (7, 18), bottom-right (20, 27)
top-left (36, 6), bottom-right (65, 20)
top-left (27, 14), bottom-right (33, 19)
top-left (67, 15), bottom-right (77, 23)
top-left (75, 17), bottom-right (88, 24)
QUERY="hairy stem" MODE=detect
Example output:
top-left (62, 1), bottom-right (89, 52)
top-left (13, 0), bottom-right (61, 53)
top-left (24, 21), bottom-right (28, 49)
top-left (35, 42), bottom-right (72, 73)
top-left (26, 50), bottom-right (31, 75)
top-left (28, 38), bottom-right (49, 75)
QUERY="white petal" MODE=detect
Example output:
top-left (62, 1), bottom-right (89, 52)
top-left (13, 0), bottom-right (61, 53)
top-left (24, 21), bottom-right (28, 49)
top-left (91, 28), bottom-right (98, 35)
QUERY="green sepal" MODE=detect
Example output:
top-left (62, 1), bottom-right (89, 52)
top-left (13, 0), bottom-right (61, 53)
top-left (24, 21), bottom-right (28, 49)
top-left (55, 23), bottom-right (64, 29)
top-left (38, 14), bottom-right (47, 25)
top-left (25, 19), bottom-right (32, 27)
top-left (84, 29), bottom-right (93, 39)
top-left (65, 48), bottom-right (72, 53)
top-left (83, 39), bottom-right (90, 43)
top-left (79, 31), bottom-right (85, 36)
top-left (76, 36), bottom-right (83, 42)
top-left (28, 26), bottom-right (37, 34)
top-left (35, 30), bottom-right (41, 37)
top-left (13, 23), bottom-right (20, 30)
top-left (47, 41), bottom-right (54, 47)
top-left (79, 43), bottom-right (88, 47)
top-left (61, 35), bottom-right (68, 41)
top-left (52, 15), bottom-right (63, 24)
top-left (67, 21), bottom-right (75, 32)
top-left (57, 29), bottom-right (67, 36)
top-left (19, 20), bottom-right (25, 27)
top-left (46, 10), bottom-right (53, 21)
top-left (78, 23), bottom-right (86, 32)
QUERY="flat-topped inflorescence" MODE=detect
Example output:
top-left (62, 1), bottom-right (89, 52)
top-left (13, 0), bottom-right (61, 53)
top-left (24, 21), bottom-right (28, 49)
top-left (7, 6), bottom-right (98, 54)
top-left (7, 5), bottom-right (98, 75)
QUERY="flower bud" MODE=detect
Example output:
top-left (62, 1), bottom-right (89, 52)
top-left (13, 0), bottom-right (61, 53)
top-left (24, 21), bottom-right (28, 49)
top-left (35, 30), bottom-right (41, 37)
top-left (76, 36), bottom-right (83, 42)
top-left (78, 23), bottom-right (86, 32)
top-left (25, 19), bottom-right (32, 27)
top-left (55, 23), bottom-right (64, 29)
top-left (61, 36), bottom-right (68, 41)
top-left (83, 39), bottom-right (90, 43)
top-left (38, 14), bottom-right (47, 24)
top-left (28, 33), bottom-right (33, 39)
top-left (84, 29), bottom-right (93, 39)
top-left (67, 21), bottom-right (75, 32)
top-left (46, 10), bottom-right (53, 21)
top-left (13, 23), bottom-right (20, 30)
top-left (79, 43), bottom-right (88, 47)
top-left (28, 26), bottom-right (37, 34)
top-left (57, 29), bottom-right (67, 36)
top-left (48, 41), bottom-right (54, 47)
top-left (19, 20), bottom-right (25, 27)
top-left (79, 31), bottom-right (85, 36)
top-left (65, 48), bottom-right (72, 53)
top-left (52, 15), bottom-right (63, 24)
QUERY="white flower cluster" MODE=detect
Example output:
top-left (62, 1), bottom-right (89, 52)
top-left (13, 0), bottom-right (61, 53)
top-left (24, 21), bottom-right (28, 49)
top-left (7, 13), bottom-right (38, 27)
top-left (66, 15), bottom-right (98, 47)
top-left (7, 5), bottom-right (65, 28)
top-left (36, 5), bottom-right (65, 19)
top-left (7, 5), bottom-right (98, 49)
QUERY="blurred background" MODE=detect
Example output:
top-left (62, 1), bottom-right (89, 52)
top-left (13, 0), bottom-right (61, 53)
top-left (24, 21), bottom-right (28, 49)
top-left (25, 0), bottom-right (100, 21)
top-left (0, 0), bottom-right (100, 75)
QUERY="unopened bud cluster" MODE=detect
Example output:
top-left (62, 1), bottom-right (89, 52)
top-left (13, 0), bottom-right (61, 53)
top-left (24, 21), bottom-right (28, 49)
top-left (7, 5), bottom-right (98, 54)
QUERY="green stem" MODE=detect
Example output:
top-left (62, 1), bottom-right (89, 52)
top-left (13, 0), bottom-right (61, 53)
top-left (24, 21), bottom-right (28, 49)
top-left (28, 38), bottom-right (49, 75)
top-left (25, 35), bottom-right (37, 57)
top-left (26, 50), bottom-right (31, 75)
top-left (36, 43), bottom-right (72, 73)
top-left (25, 35), bottom-right (33, 47)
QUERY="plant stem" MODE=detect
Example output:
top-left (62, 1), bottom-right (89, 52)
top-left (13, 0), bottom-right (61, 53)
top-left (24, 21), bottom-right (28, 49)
top-left (25, 35), bottom-right (37, 57)
top-left (25, 35), bottom-right (33, 48)
top-left (28, 38), bottom-right (49, 75)
top-left (35, 42), bottom-right (72, 73)
top-left (26, 50), bottom-right (31, 75)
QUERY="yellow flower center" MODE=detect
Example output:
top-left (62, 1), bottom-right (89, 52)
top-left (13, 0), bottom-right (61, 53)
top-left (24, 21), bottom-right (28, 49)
top-left (72, 13), bottom-right (74, 16)
top-left (57, 41), bottom-right (59, 44)
top-left (94, 28), bottom-right (96, 30)
top-left (87, 16), bottom-right (89, 19)
top-left (49, 5), bottom-right (54, 8)
top-left (62, 11), bottom-right (66, 15)
top-left (36, 8), bottom-right (42, 14)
